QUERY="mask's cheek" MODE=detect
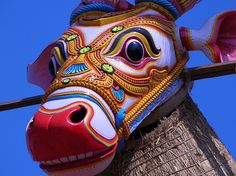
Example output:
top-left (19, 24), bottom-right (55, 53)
top-left (84, 101), bottom-right (118, 147)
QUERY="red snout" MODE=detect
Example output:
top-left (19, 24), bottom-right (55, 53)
top-left (26, 105), bottom-right (106, 162)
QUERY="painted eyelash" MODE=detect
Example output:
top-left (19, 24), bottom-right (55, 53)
top-left (105, 27), bottom-right (161, 57)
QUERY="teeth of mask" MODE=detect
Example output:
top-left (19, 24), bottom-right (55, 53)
top-left (40, 147), bottom-right (113, 166)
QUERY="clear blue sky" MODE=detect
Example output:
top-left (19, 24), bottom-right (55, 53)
top-left (0, 1), bottom-right (235, 175)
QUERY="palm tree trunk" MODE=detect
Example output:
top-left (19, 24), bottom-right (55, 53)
top-left (100, 95), bottom-right (236, 176)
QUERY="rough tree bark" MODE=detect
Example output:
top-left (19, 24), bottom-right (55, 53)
top-left (100, 95), bottom-right (236, 176)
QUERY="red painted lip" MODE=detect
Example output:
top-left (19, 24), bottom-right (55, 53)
top-left (40, 143), bottom-right (118, 173)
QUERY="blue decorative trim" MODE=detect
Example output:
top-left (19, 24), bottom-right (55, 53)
top-left (116, 109), bottom-right (126, 151)
top-left (129, 79), bottom-right (183, 133)
top-left (70, 4), bottom-right (115, 25)
top-left (135, 0), bottom-right (180, 19)
top-left (63, 63), bottom-right (89, 75)
top-left (111, 86), bottom-right (124, 102)
top-left (116, 109), bottom-right (126, 128)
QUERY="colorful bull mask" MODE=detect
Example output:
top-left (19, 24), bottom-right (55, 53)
top-left (26, 0), bottom-right (236, 175)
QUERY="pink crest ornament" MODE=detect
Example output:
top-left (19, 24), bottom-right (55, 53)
top-left (26, 0), bottom-right (236, 176)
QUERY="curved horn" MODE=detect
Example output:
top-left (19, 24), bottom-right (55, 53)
top-left (180, 10), bottom-right (236, 63)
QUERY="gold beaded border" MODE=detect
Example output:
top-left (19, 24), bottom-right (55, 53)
top-left (118, 54), bottom-right (189, 140)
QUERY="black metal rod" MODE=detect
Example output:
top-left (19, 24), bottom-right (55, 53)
top-left (0, 95), bottom-right (43, 111)
top-left (0, 61), bottom-right (236, 111)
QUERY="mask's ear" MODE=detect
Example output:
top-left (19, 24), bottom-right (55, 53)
top-left (180, 11), bottom-right (236, 63)
top-left (27, 42), bottom-right (56, 90)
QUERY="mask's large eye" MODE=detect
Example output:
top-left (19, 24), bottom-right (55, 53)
top-left (49, 56), bottom-right (60, 78)
top-left (126, 39), bottom-right (144, 63)
top-left (52, 40), bottom-right (68, 66)
top-left (105, 27), bottom-right (161, 65)
top-left (48, 40), bottom-right (68, 78)
top-left (49, 58), bottom-right (56, 78)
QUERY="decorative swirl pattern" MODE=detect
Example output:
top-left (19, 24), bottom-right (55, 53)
top-left (117, 54), bottom-right (188, 140)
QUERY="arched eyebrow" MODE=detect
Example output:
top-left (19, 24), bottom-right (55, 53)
top-left (105, 27), bottom-right (161, 55)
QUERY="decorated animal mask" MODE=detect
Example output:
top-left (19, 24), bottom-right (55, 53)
top-left (26, 0), bottom-right (236, 175)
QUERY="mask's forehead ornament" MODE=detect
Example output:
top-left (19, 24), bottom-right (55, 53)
top-left (70, 0), bottom-right (134, 25)
top-left (135, 0), bottom-right (202, 20)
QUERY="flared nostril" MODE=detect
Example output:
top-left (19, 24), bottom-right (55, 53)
top-left (27, 117), bottom-right (35, 130)
top-left (29, 119), bottom-right (34, 127)
top-left (69, 106), bottom-right (87, 124)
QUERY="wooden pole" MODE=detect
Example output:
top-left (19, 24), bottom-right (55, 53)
top-left (0, 95), bottom-right (43, 111)
top-left (182, 61), bottom-right (236, 81)
top-left (0, 61), bottom-right (236, 111)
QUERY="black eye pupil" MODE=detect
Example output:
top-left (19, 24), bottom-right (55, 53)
top-left (127, 41), bottom-right (143, 62)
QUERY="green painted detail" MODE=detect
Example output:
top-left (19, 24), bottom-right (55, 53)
top-left (66, 34), bottom-right (78, 42)
top-left (101, 63), bottom-right (114, 74)
top-left (111, 26), bottom-right (124, 33)
top-left (62, 78), bottom-right (71, 84)
top-left (79, 46), bottom-right (91, 54)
